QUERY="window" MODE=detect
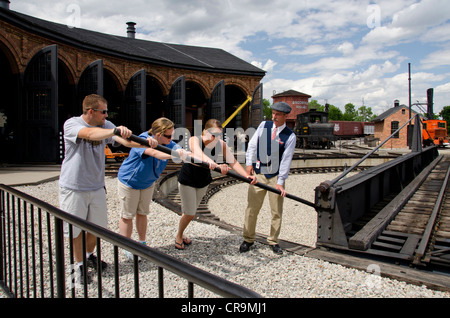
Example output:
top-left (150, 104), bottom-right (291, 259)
top-left (391, 121), bottom-right (399, 138)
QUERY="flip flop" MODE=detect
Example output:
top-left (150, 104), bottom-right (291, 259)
top-left (182, 237), bottom-right (192, 245)
top-left (175, 240), bottom-right (185, 250)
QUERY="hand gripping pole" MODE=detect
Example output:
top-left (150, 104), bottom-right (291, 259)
top-left (114, 129), bottom-right (316, 208)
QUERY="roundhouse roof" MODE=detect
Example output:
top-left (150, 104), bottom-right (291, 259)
top-left (0, 7), bottom-right (265, 77)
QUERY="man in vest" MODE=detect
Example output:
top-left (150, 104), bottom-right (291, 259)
top-left (240, 102), bottom-right (296, 254)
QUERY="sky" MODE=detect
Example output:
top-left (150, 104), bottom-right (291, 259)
top-left (11, 0), bottom-right (450, 117)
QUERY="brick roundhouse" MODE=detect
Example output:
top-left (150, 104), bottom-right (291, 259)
top-left (0, 1), bottom-right (265, 163)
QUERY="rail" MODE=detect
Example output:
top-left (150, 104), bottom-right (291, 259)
top-left (314, 114), bottom-right (440, 248)
top-left (0, 184), bottom-right (261, 298)
top-left (414, 161), bottom-right (450, 263)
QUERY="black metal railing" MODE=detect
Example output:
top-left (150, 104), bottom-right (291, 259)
top-left (0, 184), bottom-right (261, 298)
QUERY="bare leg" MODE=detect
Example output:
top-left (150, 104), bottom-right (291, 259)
top-left (73, 232), bottom-right (98, 263)
top-left (176, 214), bottom-right (195, 245)
top-left (119, 217), bottom-right (133, 238)
top-left (135, 214), bottom-right (147, 242)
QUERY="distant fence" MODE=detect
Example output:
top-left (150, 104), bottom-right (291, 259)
top-left (0, 184), bottom-right (261, 298)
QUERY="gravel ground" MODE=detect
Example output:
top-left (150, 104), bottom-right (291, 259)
top-left (2, 174), bottom-right (449, 298)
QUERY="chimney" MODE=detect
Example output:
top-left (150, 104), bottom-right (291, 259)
top-left (126, 22), bottom-right (136, 39)
top-left (427, 88), bottom-right (434, 119)
top-left (0, 0), bottom-right (10, 10)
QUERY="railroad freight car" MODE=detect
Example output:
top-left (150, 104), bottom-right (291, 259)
top-left (294, 110), bottom-right (335, 148)
top-left (332, 121), bottom-right (375, 139)
top-left (363, 122), bottom-right (375, 135)
top-left (332, 121), bottom-right (363, 138)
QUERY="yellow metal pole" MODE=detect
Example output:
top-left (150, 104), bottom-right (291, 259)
top-left (222, 96), bottom-right (252, 127)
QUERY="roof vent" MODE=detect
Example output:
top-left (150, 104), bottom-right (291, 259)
top-left (126, 22), bottom-right (136, 39)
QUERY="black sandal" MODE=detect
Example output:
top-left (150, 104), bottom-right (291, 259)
top-left (175, 240), bottom-right (185, 250)
top-left (182, 237), bottom-right (192, 245)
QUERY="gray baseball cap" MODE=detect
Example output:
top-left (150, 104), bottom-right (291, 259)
top-left (272, 102), bottom-right (291, 114)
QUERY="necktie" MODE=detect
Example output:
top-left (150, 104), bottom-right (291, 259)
top-left (271, 127), bottom-right (277, 140)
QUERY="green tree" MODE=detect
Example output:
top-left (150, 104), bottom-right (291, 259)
top-left (356, 105), bottom-right (375, 122)
top-left (328, 104), bottom-right (343, 120)
top-left (262, 98), bottom-right (272, 120)
top-left (440, 105), bottom-right (450, 134)
top-left (308, 100), bottom-right (322, 110)
top-left (342, 103), bottom-right (357, 121)
top-left (307, 100), bottom-right (343, 120)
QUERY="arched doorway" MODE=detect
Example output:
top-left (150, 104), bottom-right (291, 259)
top-left (186, 80), bottom-right (207, 133)
top-left (124, 71), bottom-right (165, 133)
top-left (103, 69), bottom-right (122, 125)
top-left (146, 75), bottom-right (165, 129)
top-left (78, 60), bottom-right (103, 105)
top-left (225, 85), bottom-right (247, 128)
top-left (0, 45), bottom-right (19, 162)
top-left (23, 45), bottom-right (58, 163)
top-left (58, 60), bottom-right (76, 130)
top-left (166, 76), bottom-right (207, 134)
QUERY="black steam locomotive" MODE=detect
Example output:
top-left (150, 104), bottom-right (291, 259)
top-left (294, 109), bottom-right (335, 149)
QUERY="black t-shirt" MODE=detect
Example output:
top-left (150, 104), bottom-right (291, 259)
top-left (178, 138), bottom-right (218, 188)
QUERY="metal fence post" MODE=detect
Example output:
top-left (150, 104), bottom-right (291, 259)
top-left (54, 216), bottom-right (66, 298)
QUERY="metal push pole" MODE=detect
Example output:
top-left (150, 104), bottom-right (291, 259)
top-left (114, 130), bottom-right (316, 208)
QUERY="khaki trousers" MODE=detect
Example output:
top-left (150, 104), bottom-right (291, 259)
top-left (243, 174), bottom-right (284, 245)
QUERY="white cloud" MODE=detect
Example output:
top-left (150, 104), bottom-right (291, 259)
top-left (363, 0), bottom-right (450, 46)
top-left (251, 59), bottom-right (277, 72)
top-left (10, 0), bottom-right (450, 115)
top-left (337, 42), bottom-right (355, 55)
top-left (420, 49), bottom-right (450, 70)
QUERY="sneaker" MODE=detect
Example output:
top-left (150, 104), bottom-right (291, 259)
top-left (124, 241), bottom-right (146, 262)
top-left (87, 253), bottom-right (108, 271)
top-left (239, 241), bottom-right (254, 253)
top-left (124, 249), bottom-right (141, 262)
top-left (124, 249), bottom-right (134, 261)
top-left (71, 264), bottom-right (92, 285)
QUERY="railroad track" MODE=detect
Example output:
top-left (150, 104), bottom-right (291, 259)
top-left (154, 156), bottom-right (450, 291)
top-left (106, 152), bottom-right (447, 268)
top-left (350, 156), bottom-right (450, 271)
top-left (363, 155), bottom-right (450, 269)
top-left (104, 150), bottom-right (450, 291)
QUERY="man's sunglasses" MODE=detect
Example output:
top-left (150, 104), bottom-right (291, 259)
top-left (91, 108), bottom-right (108, 114)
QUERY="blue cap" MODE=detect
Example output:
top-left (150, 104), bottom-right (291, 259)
top-left (272, 102), bottom-right (291, 114)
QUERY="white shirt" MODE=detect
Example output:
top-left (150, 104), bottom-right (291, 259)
top-left (246, 121), bottom-right (296, 186)
top-left (59, 116), bottom-right (117, 191)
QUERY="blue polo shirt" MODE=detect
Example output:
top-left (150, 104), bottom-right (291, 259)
top-left (118, 131), bottom-right (181, 189)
